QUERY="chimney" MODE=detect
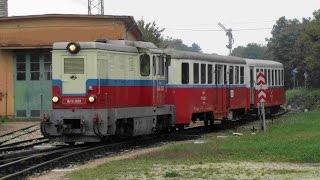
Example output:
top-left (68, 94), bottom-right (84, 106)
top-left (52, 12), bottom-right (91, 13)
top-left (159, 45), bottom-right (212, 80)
top-left (0, 0), bottom-right (8, 17)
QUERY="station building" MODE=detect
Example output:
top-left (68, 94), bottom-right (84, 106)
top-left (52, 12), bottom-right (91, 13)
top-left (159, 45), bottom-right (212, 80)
top-left (0, 14), bottom-right (142, 118)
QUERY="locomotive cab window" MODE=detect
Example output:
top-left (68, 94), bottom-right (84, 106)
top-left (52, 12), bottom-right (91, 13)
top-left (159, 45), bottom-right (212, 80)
top-left (194, 63), bottom-right (199, 84)
top-left (181, 63), bottom-right (189, 84)
top-left (140, 54), bottom-right (150, 76)
top-left (153, 56), bottom-right (156, 76)
top-left (64, 58), bottom-right (84, 74)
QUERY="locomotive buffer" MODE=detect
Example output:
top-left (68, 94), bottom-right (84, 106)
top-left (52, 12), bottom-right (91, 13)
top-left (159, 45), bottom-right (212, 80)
top-left (256, 72), bottom-right (268, 132)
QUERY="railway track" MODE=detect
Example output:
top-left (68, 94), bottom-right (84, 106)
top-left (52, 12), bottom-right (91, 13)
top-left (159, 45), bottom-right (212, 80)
top-left (0, 124), bottom-right (40, 145)
top-left (0, 132), bottom-right (200, 180)
top-left (0, 138), bottom-right (49, 153)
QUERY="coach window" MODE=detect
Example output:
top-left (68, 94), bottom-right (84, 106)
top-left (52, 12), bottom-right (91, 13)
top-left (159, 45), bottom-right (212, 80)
top-left (264, 69), bottom-right (268, 86)
top-left (271, 70), bottom-right (275, 86)
top-left (216, 65), bottom-right (223, 84)
top-left (224, 65), bottom-right (227, 84)
top-left (208, 64), bottom-right (213, 84)
top-left (268, 69), bottom-right (271, 86)
top-left (201, 64), bottom-right (206, 84)
top-left (282, 70), bottom-right (284, 85)
top-left (240, 66), bottom-right (244, 84)
top-left (235, 66), bottom-right (239, 84)
top-left (278, 70), bottom-right (281, 86)
top-left (152, 56), bottom-right (156, 76)
top-left (194, 63), bottom-right (199, 84)
top-left (181, 63), bottom-right (189, 84)
top-left (140, 54), bottom-right (150, 76)
top-left (275, 69), bottom-right (278, 85)
top-left (229, 66), bottom-right (234, 84)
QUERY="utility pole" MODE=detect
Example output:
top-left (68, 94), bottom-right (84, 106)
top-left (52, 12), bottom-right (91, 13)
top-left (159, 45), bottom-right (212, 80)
top-left (88, 0), bottom-right (104, 15)
top-left (218, 22), bottom-right (234, 55)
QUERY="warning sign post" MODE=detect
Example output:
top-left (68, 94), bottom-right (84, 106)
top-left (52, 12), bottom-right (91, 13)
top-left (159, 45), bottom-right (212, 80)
top-left (256, 72), bottom-right (268, 132)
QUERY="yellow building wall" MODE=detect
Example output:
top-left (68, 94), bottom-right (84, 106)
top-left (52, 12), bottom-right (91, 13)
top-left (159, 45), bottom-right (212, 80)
top-left (0, 49), bottom-right (14, 118)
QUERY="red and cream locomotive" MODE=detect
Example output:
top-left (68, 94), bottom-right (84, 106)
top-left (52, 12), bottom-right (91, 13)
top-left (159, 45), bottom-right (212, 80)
top-left (41, 40), bottom-right (284, 143)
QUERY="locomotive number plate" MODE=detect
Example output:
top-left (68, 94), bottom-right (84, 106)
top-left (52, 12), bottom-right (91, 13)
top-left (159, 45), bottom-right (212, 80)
top-left (62, 98), bottom-right (86, 105)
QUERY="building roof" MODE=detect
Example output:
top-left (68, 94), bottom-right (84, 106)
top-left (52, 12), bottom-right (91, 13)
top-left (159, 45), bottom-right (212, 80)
top-left (0, 14), bottom-right (143, 48)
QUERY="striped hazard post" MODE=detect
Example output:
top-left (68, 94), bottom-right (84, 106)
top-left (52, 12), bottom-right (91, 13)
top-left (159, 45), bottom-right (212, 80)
top-left (255, 72), bottom-right (268, 132)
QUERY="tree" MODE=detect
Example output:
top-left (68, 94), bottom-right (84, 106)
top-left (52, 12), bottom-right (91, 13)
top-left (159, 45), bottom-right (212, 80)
top-left (137, 19), bottom-right (202, 53)
top-left (136, 19), bottom-right (165, 47)
top-left (266, 16), bottom-right (309, 88)
top-left (231, 43), bottom-right (268, 59)
top-left (295, 10), bottom-right (320, 87)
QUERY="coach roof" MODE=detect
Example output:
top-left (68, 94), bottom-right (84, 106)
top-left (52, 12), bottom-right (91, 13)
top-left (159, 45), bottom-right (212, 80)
top-left (245, 59), bottom-right (283, 68)
top-left (164, 49), bottom-right (246, 64)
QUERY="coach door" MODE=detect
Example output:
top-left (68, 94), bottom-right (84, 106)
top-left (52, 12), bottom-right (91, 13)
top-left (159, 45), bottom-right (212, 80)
top-left (249, 67), bottom-right (255, 105)
top-left (215, 64), bottom-right (227, 115)
top-left (152, 55), bottom-right (166, 106)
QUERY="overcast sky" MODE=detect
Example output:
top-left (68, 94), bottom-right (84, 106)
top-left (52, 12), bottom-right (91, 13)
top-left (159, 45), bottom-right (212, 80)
top-left (8, 0), bottom-right (320, 55)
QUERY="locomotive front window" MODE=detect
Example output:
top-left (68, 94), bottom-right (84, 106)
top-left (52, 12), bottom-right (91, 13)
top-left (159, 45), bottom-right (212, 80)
top-left (235, 66), bottom-right (239, 84)
top-left (159, 56), bottom-right (165, 76)
top-left (140, 54), bottom-right (150, 76)
top-left (64, 58), bottom-right (84, 74)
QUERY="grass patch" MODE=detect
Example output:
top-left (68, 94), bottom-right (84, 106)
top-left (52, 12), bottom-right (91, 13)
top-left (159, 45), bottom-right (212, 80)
top-left (286, 89), bottom-right (320, 110)
top-left (163, 170), bottom-right (181, 178)
top-left (68, 112), bottom-right (320, 179)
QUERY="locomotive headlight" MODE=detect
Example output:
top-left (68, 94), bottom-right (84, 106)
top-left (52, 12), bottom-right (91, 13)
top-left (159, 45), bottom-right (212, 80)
top-left (88, 95), bottom-right (96, 103)
top-left (52, 96), bottom-right (59, 103)
top-left (67, 42), bottom-right (81, 54)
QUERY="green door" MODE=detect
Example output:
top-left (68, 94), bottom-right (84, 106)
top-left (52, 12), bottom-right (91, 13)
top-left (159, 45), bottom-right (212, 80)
top-left (14, 51), bottom-right (52, 119)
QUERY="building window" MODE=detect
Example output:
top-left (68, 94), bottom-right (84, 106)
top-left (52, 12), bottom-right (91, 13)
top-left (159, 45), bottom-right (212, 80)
top-left (240, 66), bottom-right (244, 84)
top-left (229, 66), bottom-right (234, 84)
top-left (208, 64), bottom-right (213, 84)
top-left (16, 54), bottom-right (26, 81)
top-left (201, 64), bottom-right (206, 84)
top-left (181, 63), bottom-right (189, 84)
top-left (30, 54), bottom-right (40, 80)
top-left (44, 53), bottom-right (52, 80)
top-left (140, 54), bottom-right (150, 76)
top-left (194, 63), bottom-right (199, 84)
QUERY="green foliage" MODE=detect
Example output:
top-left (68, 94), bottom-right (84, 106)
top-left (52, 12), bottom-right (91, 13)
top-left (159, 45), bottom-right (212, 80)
top-left (137, 19), bottom-right (165, 47)
top-left (137, 19), bottom-right (202, 52)
top-left (295, 12), bottom-right (320, 87)
top-left (286, 89), bottom-right (320, 111)
top-left (231, 43), bottom-right (268, 59)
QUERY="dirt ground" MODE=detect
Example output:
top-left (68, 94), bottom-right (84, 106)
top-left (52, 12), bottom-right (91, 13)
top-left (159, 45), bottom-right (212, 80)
top-left (0, 121), bottom-right (39, 136)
